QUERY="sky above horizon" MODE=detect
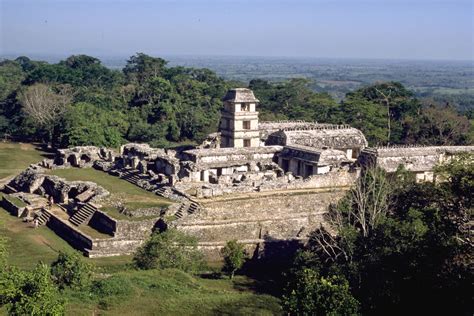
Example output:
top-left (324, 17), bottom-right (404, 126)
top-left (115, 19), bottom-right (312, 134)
top-left (1, 0), bottom-right (473, 61)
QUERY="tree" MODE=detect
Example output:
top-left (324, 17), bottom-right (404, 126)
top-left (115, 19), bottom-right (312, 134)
top-left (19, 83), bottom-right (72, 145)
top-left (403, 102), bottom-right (471, 145)
top-left (123, 53), bottom-right (167, 85)
top-left (221, 240), bottom-right (246, 279)
top-left (338, 96), bottom-right (388, 145)
top-left (133, 229), bottom-right (204, 273)
top-left (60, 102), bottom-right (129, 147)
top-left (283, 268), bottom-right (359, 316)
top-left (50, 251), bottom-right (92, 290)
top-left (343, 82), bottom-right (421, 145)
top-left (5, 263), bottom-right (65, 316)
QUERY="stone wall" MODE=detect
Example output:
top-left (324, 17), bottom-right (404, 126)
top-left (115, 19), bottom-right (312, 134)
top-left (89, 238), bottom-right (145, 258)
top-left (89, 210), bottom-right (117, 236)
top-left (115, 217), bottom-right (160, 239)
top-left (0, 196), bottom-right (26, 217)
top-left (173, 189), bottom-right (346, 259)
top-left (46, 212), bottom-right (94, 251)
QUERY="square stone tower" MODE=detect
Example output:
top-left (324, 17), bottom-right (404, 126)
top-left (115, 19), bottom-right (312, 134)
top-left (219, 88), bottom-right (260, 148)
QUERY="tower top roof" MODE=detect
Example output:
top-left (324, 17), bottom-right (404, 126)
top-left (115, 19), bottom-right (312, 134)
top-left (222, 88), bottom-right (259, 103)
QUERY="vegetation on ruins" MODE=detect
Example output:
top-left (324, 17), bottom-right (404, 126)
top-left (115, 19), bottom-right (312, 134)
top-left (221, 240), bottom-right (246, 280)
top-left (0, 54), bottom-right (472, 148)
top-left (284, 157), bottom-right (473, 315)
top-left (133, 228), bottom-right (205, 272)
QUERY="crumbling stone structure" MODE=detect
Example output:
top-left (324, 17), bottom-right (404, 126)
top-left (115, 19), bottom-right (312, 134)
top-left (9, 166), bottom-right (109, 204)
top-left (358, 145), bottom-right (474, 182)
top-left (55, 146), bottom-right (116, 168)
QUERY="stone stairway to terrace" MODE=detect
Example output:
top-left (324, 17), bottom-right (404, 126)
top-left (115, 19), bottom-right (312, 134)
top-left (173, 202), bottom-right (200, 219)
top-left (37, 209), bottom-right (51, 226)
top-left (119, 169), bottom-right (142, 186)
top-left (69, 203), bottom-right (97, 226)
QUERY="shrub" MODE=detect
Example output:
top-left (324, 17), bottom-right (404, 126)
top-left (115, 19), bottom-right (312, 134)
top-left (50, 251), bottom-right (92, 290)
top-left (283, 269), bottom-right (359, 316)
top-left (133, 228), bottom-right (204, 273)
top-left (221, 240), bottom-right (246, 279)
top-left (6, 263), bottom-right (65, 316)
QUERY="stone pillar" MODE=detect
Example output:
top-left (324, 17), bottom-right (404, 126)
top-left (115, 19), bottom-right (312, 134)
top-left (346, 149), bottom-right (353, 160)
top-left (289, 159), bottom-right (299, 176)
top-left (131, 157), bottom-right (139, 169)
top-left (138, 161), bottom-right (147, 174)
top-left (201, 170), bottom-right (210, 182)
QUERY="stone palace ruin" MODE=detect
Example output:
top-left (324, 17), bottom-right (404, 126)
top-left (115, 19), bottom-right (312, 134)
top-left (2, 88), bottom-right (473, 258)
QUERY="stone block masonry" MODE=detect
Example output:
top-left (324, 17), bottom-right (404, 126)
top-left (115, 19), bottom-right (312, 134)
top-left (171, 189), bottom-right (346, 259)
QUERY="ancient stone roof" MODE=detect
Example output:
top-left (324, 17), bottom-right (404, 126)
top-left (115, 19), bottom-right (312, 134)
top-left (121, 143), bottom-right (178, 162)
top-left (360, 145), bottom-right (474, 172)
top-left (182, 146), bottom-right (282, 170)
top-left (279, 145), bottom-right (349, 165)
top-left (222, 88), bottom-right (259, 103)
top-left (259, 121), bottom-right (321, 133)
top-left (269, 126), bottom-right (368, 149)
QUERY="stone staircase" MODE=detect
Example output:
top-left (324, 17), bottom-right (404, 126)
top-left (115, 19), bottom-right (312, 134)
top-left (188, 202), bottom-right (199, 215)
top-left (69, 203), bottom-right (97, 226)
top-left (37, 209), bottom-right (51, 226)
top-left (173, 202), bottom-right (200, 219)
top-left (120, 169), bottom-right (142, 186)
top-left (174, 203), bottom-right (186, 219)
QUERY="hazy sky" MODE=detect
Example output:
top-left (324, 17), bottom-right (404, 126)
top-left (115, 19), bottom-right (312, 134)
top-left (1, 0), bottom-right (473, 60)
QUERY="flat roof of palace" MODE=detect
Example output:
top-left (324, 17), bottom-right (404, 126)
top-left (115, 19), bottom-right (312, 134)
top-left (184, 145), bottom-right (282, 157)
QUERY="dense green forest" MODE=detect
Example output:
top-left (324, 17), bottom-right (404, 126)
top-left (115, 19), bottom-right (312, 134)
top-left (0, 54), bottom-right (472, 148)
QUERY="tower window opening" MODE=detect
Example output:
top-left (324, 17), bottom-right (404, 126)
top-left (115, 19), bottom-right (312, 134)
top-left (243, 139), bottom-right (251, 147)
top-left (241, 103), bottom-right (250, 111)
top-left (243, 120), bottom-right (251, 130)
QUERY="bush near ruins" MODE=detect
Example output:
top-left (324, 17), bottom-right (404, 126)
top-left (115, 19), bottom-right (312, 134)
top-left (50, 251), bottom-right (93, 290)
top-left (133, 228), bottom-right (205, 273)
top-left (2, 263), bottom-right (65, 316)
top-left (283, 268), bottom-right (360, 316)
top-left (221, 240), bottom-right (246, 279)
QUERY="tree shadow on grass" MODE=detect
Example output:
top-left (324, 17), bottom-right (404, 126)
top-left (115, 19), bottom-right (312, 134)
top-left (35, 143), bottom-right (56, 159)
top-left (234, 237), bottom-right (303, 297)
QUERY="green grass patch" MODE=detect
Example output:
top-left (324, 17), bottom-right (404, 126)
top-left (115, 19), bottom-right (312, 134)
top-left (77, 224), bottom-right (113, 239)
top-left (64, 269), bottom-right (282, 315)
top-left (4, 195), bottom-right (28, 207)
top-left (100, 206), bottom-right (159, 221)
top-left (0, 207), bottom-right (132, 271)
top-left (0, 207), bottom-right (75, 269)
top-left (0, 142), bottom-right (49, 181)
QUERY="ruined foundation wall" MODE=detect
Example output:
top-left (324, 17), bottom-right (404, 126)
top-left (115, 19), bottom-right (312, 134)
top-left (174, 190), bottom-right (346, 259)
top-left (47, 215), bottom-right (94, 251)
top-left (89, 211), bottom-right (117, 236)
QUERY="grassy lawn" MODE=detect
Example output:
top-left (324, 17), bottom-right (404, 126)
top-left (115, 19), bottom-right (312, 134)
top-left (0, 142), bottom-right (49, 181)
top-left (64, 269), bottom-right (282, 316)
top-left (47, 168), bottom-right (173, 220)
top-left (0, 207), bottom-right (132, 271)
